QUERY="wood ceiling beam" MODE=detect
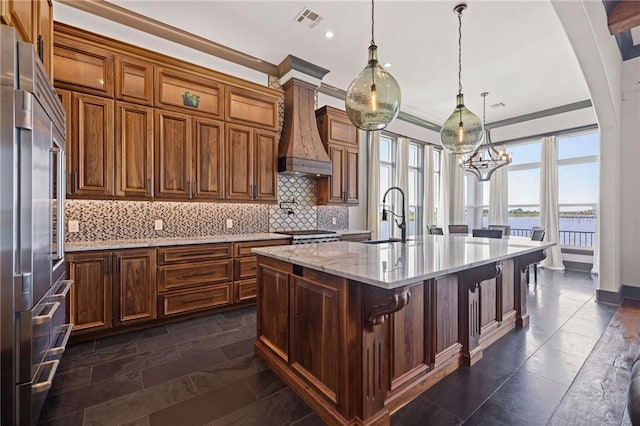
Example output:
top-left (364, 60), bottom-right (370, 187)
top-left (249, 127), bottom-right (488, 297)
top-left (608, 1), bottom-right (640, 35)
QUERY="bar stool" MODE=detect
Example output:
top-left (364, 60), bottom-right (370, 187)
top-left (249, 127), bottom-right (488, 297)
top-left (528, 227), bottom-right (546, 284)
top-left (448, 224), bottom-right (468, 234)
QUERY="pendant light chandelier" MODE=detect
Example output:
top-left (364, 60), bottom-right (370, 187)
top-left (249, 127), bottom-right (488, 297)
top-left (345, 0), bottom-right (401, 131)
top-left (459, 92), bottom-right (512, 181)
top-left (440, 3), bottom-right (483, 154)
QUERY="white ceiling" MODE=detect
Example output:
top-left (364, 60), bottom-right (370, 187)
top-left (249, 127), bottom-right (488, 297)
top-left (103, 0), bottom-right (591, 126)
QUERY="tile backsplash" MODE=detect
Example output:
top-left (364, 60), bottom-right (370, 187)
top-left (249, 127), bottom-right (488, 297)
top-left (66, 174), bottom-right (349, 242)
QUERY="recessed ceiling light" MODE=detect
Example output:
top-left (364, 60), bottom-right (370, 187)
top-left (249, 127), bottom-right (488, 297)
top-left (383, 62), bottom-right (391, 68)
top-left (325, 31), bottom-right (334, 39)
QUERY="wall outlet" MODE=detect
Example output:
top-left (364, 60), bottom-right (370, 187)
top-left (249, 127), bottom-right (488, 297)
top-left (332, 217), bottom-right (337, 225)
top-left (226, 219), bottom-right (233, 229)
top-left (154, 220), bottom-right (163, 231)
top-left (68, 220), bottom-right (79, 233)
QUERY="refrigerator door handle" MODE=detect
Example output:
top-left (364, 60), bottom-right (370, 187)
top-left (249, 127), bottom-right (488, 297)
top-left (32, 360), bottom-right (59, 393)
top-left (51, 146), bottom-right (65, 261)
top-left (32, 301), bottom-right (60, 325)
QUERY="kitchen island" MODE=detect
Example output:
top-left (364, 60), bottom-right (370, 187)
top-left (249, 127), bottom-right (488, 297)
top-left (253, 235), bottom-right (554, 426)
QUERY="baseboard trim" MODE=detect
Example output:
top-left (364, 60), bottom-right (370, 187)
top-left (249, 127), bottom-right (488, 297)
top-left (596, 285), bottom-right (640, 305)
top-left (622, 285), bottom-right (640, 301)
top-left (596, 289), bottom-right (621, 305)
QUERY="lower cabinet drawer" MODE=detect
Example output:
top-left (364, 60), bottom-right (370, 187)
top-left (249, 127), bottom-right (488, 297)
top-left (161, 283), bottom-right (232, 316)
top-left (158, 259), bottom-right (233, 292)
top-left (234, 279), bottom-right (257, 302)
top-left (235, 256), bottom-right (257, 280)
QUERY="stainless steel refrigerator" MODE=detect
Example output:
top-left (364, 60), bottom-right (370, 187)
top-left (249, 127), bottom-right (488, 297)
top-left (0, 25), bottom-right (74, 425)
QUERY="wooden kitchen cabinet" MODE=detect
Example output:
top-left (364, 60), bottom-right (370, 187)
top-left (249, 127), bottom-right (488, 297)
top-left (155, 109), bottom-right (225, 200)
top-left (225, 85), bottom-right (278, 130)
top-left (225, 123), bottom-right (278, 202)
top-left (316, 106), bottom-right (360, 205)
top-left (155, 65), bottom-right (224, 118)
top-left (115, 55), bottom-right (154, 105)
top-left (232, 239), bottom-right (290, 302)
top-left (157, 243), bottom-right (234, 317)
top-left (69, 92), bottom-right (114, 197)
top-left (1, 0), bottom-right (53, 77)
top-left (115, 101), bottom-right (153, 198)
top-left (67, 252), bottom-right (113, 334)
top-left (113, 249), bottom-right (157, 326)
top-left (53, 34), bottom-right (114, 97)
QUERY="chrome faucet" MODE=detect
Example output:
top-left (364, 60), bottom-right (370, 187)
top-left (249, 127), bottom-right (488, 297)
top-left (381, 186), bottom-right (407, 243)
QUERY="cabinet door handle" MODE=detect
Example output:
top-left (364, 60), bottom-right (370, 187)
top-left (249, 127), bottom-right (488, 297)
top-left (253, 185), bottom-right (258, 200)
top-left (343, 191), bottom-right (347, 203)
top-left (193, 181), bottom-right (198, 197)
top-left (72, 172), bottom-right (78, 194)
top-left (114, 255), bottom-right (120, 275)
top-left (105, 255), bottom-right (110, 275)
top-left (147, 178), bottom-right (152, 196)
top-left (37, 35), bottom-right (44, 62)
top-left (187, 181), bottom-right (192, 198)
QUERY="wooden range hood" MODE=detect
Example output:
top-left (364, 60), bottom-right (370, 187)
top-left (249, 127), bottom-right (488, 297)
top-left (278, 78), bottom-right (333, 177)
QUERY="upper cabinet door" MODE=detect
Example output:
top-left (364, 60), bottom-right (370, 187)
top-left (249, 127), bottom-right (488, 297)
top-left (1, 0), bottom-right (36, 43)
top-left (115, 56), bottom-right (153, 106)
top-left (115, 102), bottom-right (153, 198)
top-left (253, 130), bottom-right (278, 201)
top-left (37, 0), bottom-right (53, 79)
top-left (155, 66), bottom-right (224, 118)
top-left (54, 35), bottom-right (114, 97)
top-left (71, 93), bottom-right (114, 197)
top-left (345, 147), bottom-right (359, 204)
top-left (225, 86), bottom-right (278, 131)
top-left (193, 117), bottom-right (224, 200)
top-left (225, 123), bottom-right (253, 201)
top-left (155, 109), bottom-right (192, 199)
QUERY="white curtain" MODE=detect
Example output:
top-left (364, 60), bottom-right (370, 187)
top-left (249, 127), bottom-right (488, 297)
top-left (438, 152), bottom-right (465, 232)
top-left (540, 136), bottom-right (565, 270)
top-left (393, 137), bottom-right (409, 238)
top-left (488, 147), bottom-right (509, 226)
top-left (367, 131), bottom-right (381, 240)
top-left (423, 145), bottom-right (435, 231)
top-left (591, 205), bottom-right (600, 274)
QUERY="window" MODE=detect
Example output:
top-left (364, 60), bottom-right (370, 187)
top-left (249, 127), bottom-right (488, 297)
top-left (378, 135), bottom-right (433, 239)
top-left (461, 128), bottom-right (599, 245)
top-left (432, 149), bottom-right (441, 225)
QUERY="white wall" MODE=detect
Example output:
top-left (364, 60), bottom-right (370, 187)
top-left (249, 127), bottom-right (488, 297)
top-left (620, 57), bottom-right (640, 287)
top-left (552, 0), bottom-right (623, 294)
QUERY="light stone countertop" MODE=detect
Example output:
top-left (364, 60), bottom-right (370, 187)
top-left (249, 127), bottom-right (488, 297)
top-left (252, 235), bottom-right (555, 290)
top-left (65, 233), bottom-right (292, 252)
top-left (65, 229), bottom-right (373, 252)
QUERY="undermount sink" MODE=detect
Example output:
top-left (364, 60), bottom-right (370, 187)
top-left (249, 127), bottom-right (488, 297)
top-left (361, 238), bottom-right (414, 244)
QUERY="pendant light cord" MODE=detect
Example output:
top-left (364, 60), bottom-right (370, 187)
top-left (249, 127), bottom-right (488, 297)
top-left (457, 8), bottom-right (463, 95)
top-left (371, 0), bottom-right (375, 46)
top-left (482, 92), bottom-right (487, 128)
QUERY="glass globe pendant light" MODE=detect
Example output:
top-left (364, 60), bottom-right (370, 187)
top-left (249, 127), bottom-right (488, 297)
top-left (345, 0), bottom-right (401, 131)
top-left (440, 3), bottom-right (483, 154)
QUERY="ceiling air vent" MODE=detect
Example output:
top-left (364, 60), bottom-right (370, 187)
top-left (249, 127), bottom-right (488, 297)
top-left (294, 7), bottom-right (323, 28)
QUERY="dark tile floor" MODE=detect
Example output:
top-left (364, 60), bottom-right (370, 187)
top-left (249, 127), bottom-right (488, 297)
top-left (38, 269), bottom-right (634, 426)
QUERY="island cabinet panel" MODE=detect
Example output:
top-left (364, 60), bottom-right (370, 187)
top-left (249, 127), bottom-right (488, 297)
top-left (193, 117), bottom-right (225, 199)
top-left (53, 35), bottom-right (114, 97)
top-left (501, 258), bottom-right (516, 318)
top-left (389, 284), bottom-right (428, 391)
top-left (290, 274), bottom-right (341, 403)
top-left (155, 66), bottom-right (224, 118)
top-left (480, 279), bottom-right (498, 332)
top-left (225, 86), bottom-right (278, 130)
top-left (233, 239), bottom-right (290, 303)
top-left (67, 252), bottom-right (112, 333)
top-left (115, 56), bottom-right (153, 105)
top-left (71, 93), bottom-right (114, 197)
top-left (256, 260), bottom-right (291, 362)
top-left (115, 102), bottom-right (153, 198)
top-left (433, 275), bottom-right (460, 366)
top-left (113, 249), bottom-right (157, 325)
top-left (154, 109), bottom-right (191, 199)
